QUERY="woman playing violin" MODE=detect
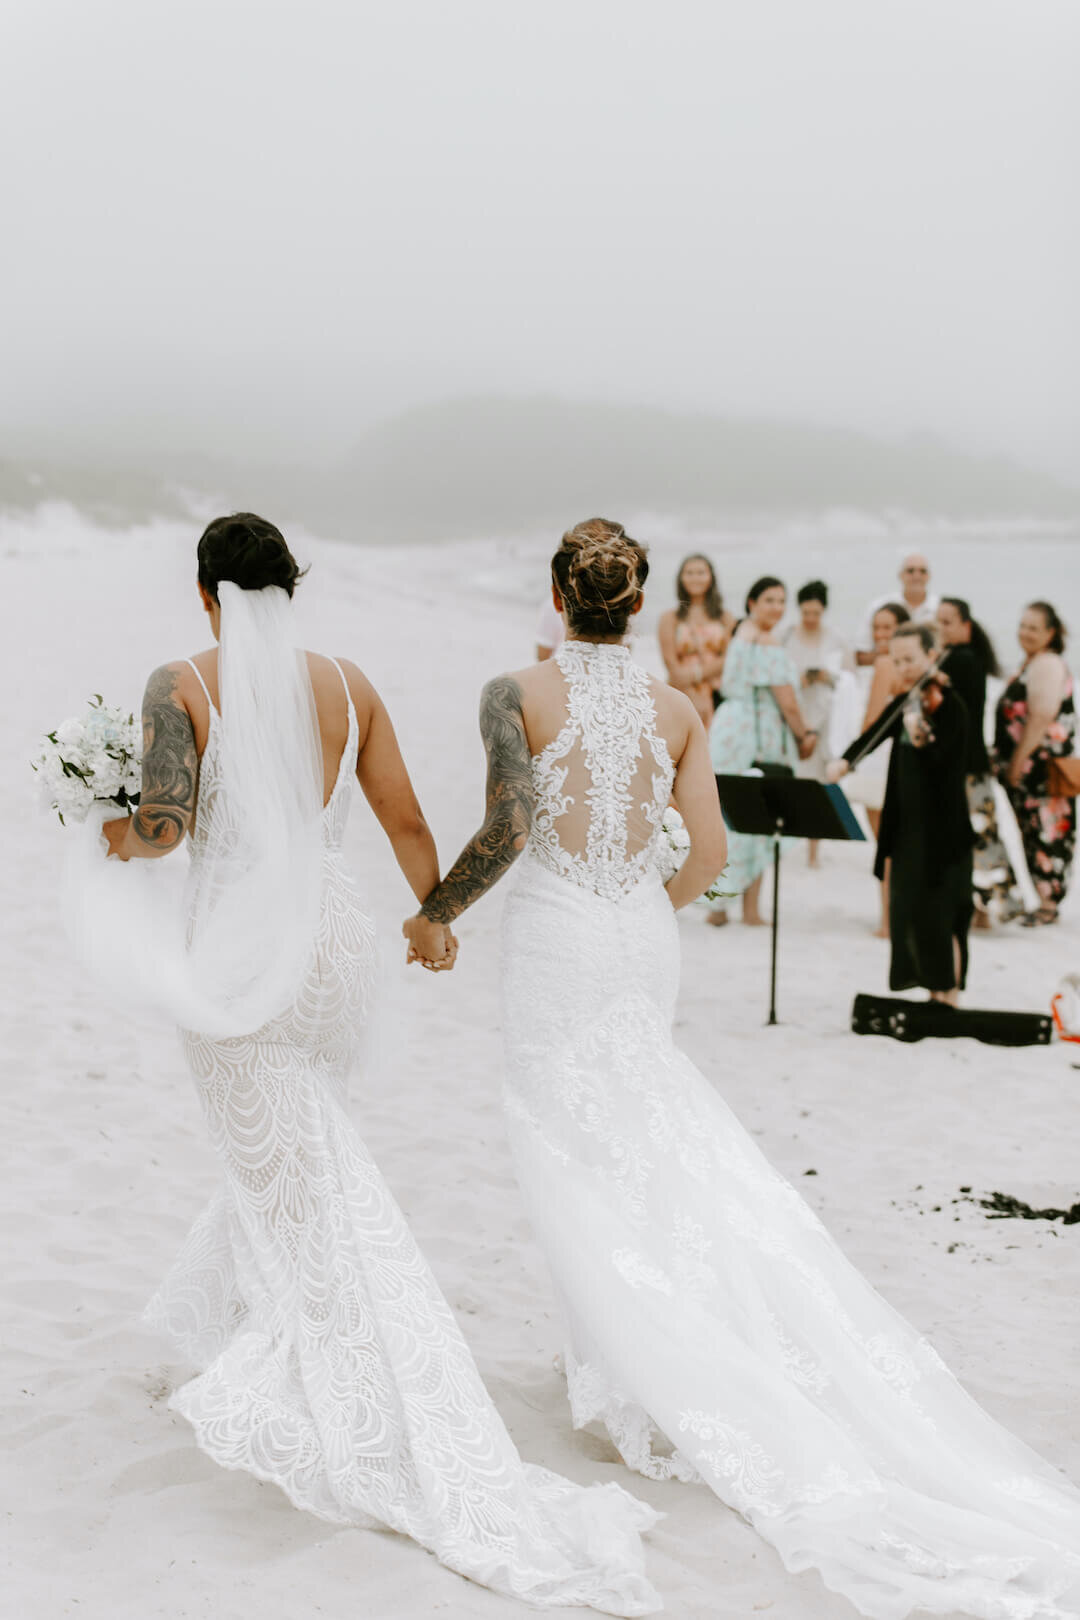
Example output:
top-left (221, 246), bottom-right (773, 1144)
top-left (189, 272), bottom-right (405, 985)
top-left (828, 623), bottom-right (975, 1006)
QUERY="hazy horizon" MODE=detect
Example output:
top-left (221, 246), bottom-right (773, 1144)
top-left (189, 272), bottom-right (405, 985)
top-left (3, 2), bottom-right (1076, 482)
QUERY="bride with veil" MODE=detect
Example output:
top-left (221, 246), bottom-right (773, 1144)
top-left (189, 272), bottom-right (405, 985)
top-left (77, 513), bottom-right (661, 1614)
top-left (409, 518), bottom-right (1080, 1620)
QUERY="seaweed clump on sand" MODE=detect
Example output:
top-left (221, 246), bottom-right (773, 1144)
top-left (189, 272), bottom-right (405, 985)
top-left (958, 1187), bottom-right (1080, 1225)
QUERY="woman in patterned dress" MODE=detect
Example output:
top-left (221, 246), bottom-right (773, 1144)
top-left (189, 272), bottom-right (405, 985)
top-left (657, 553), bottom-right (735, 729)
top-left (993, 601), bottom-right (1076, 927)
top-left (707, 576), bottom-right (818, 925)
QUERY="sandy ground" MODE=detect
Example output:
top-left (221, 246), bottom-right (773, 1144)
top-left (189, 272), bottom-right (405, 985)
top-left (3, 511), bottom-right (1079, 1620)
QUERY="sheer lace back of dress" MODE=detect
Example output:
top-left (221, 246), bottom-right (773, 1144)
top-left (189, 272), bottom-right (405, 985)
top-left (530, 642), bottom-right (674, 901)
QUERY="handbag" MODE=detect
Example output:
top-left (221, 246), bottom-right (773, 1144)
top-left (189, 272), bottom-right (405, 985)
top-left (1048, 756), bottom-right (1080, 797)
top-left (749, 681), bottom-right (794, 777)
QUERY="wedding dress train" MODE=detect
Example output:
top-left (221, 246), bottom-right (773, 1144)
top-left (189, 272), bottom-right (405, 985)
top-left (500, 639), bottom-right (1080, 1620)
top-left (144, 656), bottom-right (659, 1615)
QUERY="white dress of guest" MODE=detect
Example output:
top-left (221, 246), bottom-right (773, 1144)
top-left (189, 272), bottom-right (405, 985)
top-left (782, 623), bottom-right (852, 781)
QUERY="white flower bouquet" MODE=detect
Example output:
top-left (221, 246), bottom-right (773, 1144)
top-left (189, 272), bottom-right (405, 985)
top-left (32, 696), bottom-right (142, 824)
top-left (659, 807), bottom-right (733, 901)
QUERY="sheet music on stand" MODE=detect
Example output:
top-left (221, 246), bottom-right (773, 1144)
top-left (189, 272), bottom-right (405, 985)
top-left (715, 775), bottom-right (866, 1025)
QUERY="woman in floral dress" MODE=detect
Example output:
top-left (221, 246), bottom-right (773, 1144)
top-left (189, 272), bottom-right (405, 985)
top-left (993, 600), bottom-right (1076, 927)
top-left (657, 554), bottom-right (735, 728)
top-left (708, 576), bottom-right (817, 925)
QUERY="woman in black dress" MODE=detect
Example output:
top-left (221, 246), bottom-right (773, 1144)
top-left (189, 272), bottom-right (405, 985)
top-left (936, 597), bottom-right (1004, 926)
top-left (829, 623), bottom-right (974, 1004)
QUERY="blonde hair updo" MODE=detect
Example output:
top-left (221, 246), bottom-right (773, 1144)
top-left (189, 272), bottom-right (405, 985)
top-left (551, 517), bottom-right (649, 637)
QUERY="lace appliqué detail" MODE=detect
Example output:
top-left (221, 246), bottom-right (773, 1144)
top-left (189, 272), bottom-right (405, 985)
top-left (146, 681), bottom-right (663, 1615)
top-left (529, 642), bottom-right (674, 902)
top-left (566, 1351), bottom-right (700, 1486)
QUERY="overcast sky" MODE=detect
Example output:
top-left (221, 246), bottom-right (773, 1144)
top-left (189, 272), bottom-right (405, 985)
top-left (2, 0), bottom-right (1076, 478)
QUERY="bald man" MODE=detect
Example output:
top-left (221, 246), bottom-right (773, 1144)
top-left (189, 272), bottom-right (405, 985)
top-left (854, 552), bottom-right (940, 666)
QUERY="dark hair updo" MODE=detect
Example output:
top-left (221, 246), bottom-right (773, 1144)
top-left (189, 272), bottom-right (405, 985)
top-left (551, 518), bottom-right (649, 637)
top-left (197, 513), bottom-right (307, 602)
top-left (1027, 600), bottom-right (1067, 654)
top-left (797, 580), bottom-right (828, 608)
top-left (745, 575), bottom-right (785, 613)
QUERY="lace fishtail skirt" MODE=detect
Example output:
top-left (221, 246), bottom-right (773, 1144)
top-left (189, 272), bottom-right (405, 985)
top-left (144, 874), bottom-right (660, 1615)
top-left (501, 854), bottom-right (1080, 1620)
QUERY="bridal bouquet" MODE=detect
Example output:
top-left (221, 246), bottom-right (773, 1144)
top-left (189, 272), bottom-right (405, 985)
top-left (660, 807), bottom-right (732, 901)
top-left (32, 696), bottom-right (141, 824)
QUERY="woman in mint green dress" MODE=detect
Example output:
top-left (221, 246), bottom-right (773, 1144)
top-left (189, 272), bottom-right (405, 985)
top-left (708, 577), bottom-right (818, 924)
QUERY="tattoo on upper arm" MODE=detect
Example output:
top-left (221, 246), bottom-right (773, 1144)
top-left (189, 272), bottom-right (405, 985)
top-left (132, 666), bottom-right (198, 852)
top-left (421, 675), bottom-right (534, 923)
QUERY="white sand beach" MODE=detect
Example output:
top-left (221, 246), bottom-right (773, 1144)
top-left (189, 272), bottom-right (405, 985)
top-left (3, 512), bottom-right (1079, 1620)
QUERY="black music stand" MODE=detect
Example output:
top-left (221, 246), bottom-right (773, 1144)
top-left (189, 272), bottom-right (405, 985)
top-left (715, 775), bottom-right (866, 1026)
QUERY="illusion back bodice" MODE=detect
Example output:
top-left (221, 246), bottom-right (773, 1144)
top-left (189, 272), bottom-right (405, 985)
top-left (528, 641), bottom-right (674, 901)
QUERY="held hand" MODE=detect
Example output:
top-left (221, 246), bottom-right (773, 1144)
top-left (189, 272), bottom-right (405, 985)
top-left (102, 816), bottom-right (131, 860)
top-left (797, 730), bottom-right (818, 761)
top-left (825, 758), bottom-right (849, 784)
top-left (403, 914), bottom-right (459, 972)
top-left (1005, 759), bottom-right (1024, 790)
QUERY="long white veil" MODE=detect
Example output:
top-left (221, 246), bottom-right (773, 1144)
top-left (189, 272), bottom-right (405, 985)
top-left (67, 583), bottom-right (325, 1038)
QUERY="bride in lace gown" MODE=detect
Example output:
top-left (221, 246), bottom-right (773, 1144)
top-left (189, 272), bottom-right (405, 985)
top-left (92, 514), bottom-right (660, 1615)
top-left (410, 519), bottom-right (1080, 1620)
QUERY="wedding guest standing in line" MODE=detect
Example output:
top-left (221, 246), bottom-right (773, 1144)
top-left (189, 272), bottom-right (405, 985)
top-left (829, 623), bottom-right (974, 1006)
top-left (782, 580), bottom-right (852, 867)
top-left (936, 597), bottom-right (1005, 928)
top-left (708, 577), bottom-right (817, 926)
top-left (842, 601), bottom-right (910, 934)
top-left (657, 553), bottom-right (735, 729)
top-left (854, 551), bottom-right (938, 666)
top-left (993, 601), bottom-right (1076, 927)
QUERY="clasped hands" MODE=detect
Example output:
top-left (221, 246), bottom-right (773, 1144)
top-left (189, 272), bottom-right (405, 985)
top-left (402, 913), bottom-right (460, 973)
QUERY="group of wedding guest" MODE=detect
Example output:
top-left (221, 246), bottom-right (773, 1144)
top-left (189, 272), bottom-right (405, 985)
top-left (648, 551), bottom-right (1077, 983)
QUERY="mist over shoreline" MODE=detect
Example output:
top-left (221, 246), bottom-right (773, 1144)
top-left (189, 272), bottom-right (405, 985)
top-left (3, 397), bottom-right (1077, 540)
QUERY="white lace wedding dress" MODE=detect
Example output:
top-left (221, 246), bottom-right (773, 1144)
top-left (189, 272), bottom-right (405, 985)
top-left (501, 639), bottom-right (1080, 1620)
top-left (144, 657), bottom-right (660, 1615)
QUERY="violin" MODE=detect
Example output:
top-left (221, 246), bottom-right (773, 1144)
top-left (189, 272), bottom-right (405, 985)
top-left (844, 651), bottom-right (951, 769)
top-left (915, 667), bottom-right (949, 718)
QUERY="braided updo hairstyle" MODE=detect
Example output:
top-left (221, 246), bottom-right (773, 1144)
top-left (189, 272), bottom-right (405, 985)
top-left (551, 518), bottom-right (649, 638)
top-left (197, 513), bottom-right (307, 601)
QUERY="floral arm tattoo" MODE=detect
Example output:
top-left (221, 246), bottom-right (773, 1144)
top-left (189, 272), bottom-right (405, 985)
top-left (420, 676), bottom-right (535, 924)
top-left (132, 665), bottom-right (198, 853)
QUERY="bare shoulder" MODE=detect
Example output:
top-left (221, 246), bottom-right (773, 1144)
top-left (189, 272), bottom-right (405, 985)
top-left (1027, 650), bottom-right (1069, 699)
top-left (324, 654), bottom-right (377, 712)
top-left (489, 662), bottom-right (556, 703)
top-left (149, 659), bottom-right (202, 710)
top-left (649, 676), bottom-right (697, 753)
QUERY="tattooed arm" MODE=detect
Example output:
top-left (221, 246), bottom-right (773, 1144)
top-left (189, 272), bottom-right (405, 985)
top-left (103, 664), bottom-right (198, 860)
top-left (403, 675), bottom-right (534, 954)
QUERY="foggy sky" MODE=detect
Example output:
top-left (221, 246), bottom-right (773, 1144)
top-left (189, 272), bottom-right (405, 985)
top-left (2, 0), bottom-right (1077, 480)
